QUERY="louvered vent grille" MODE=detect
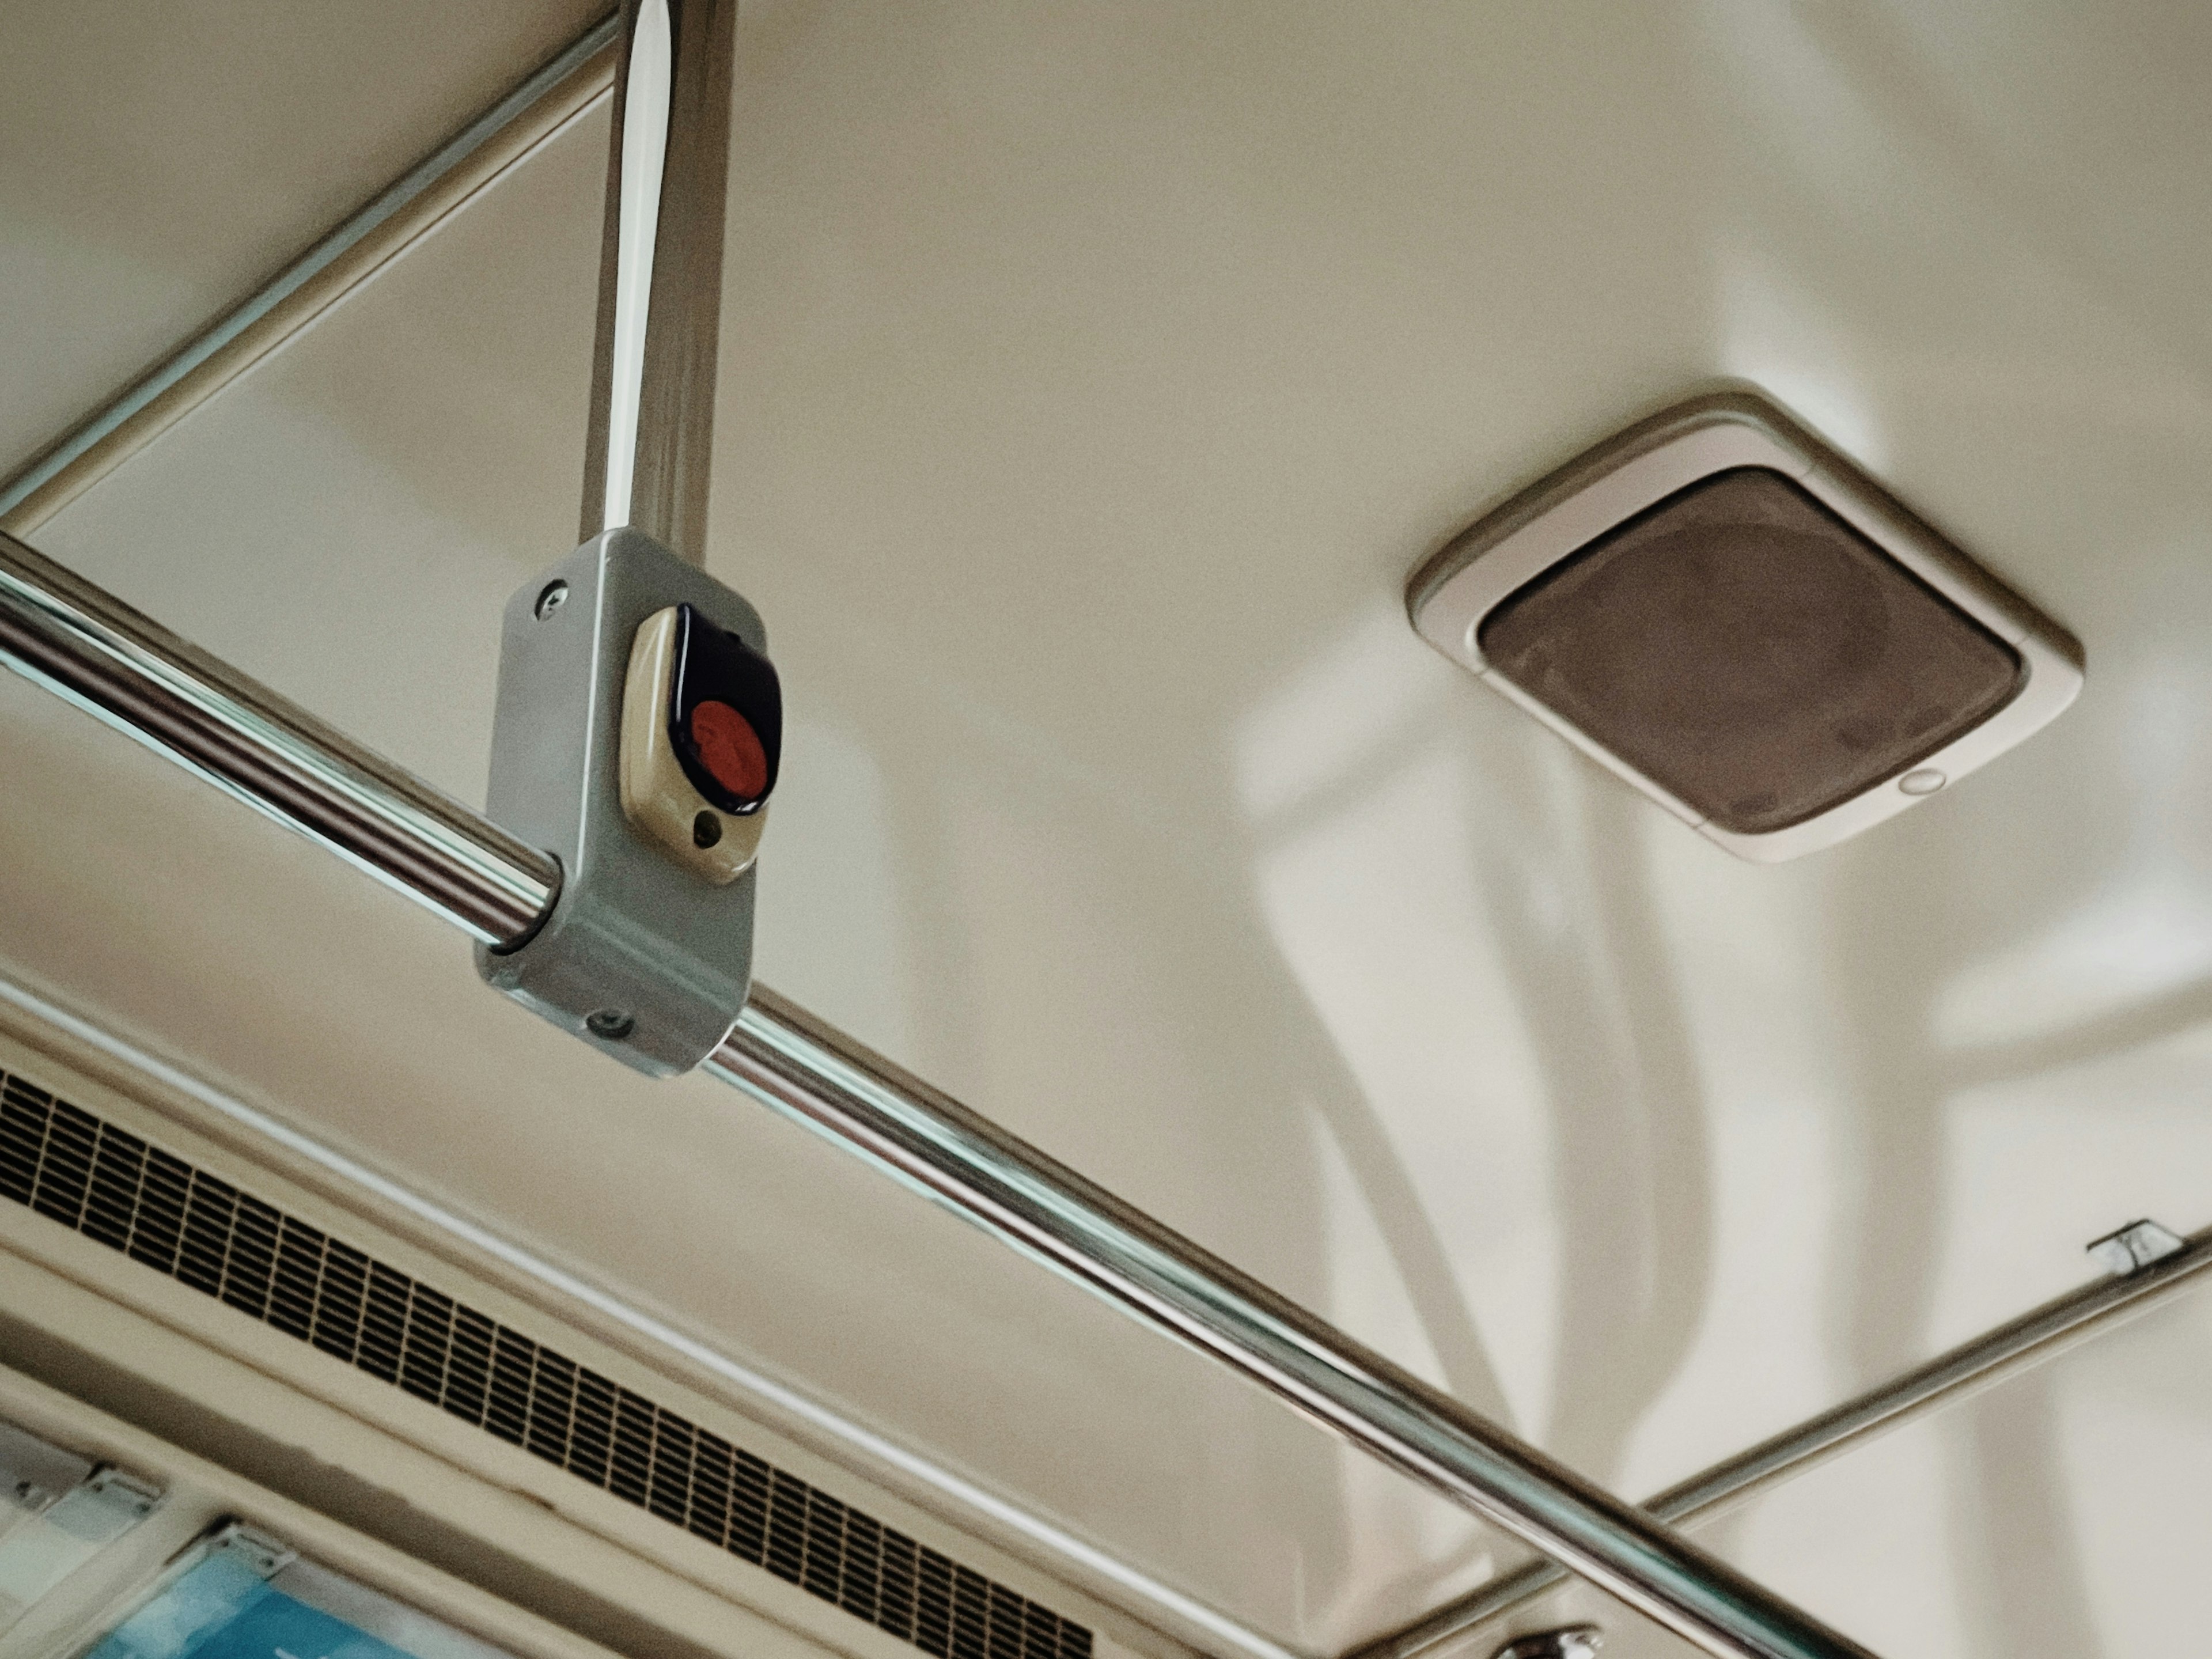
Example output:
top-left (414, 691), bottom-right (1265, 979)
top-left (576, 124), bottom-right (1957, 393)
top-left (0, 1069), bottom-right (1094, 1659)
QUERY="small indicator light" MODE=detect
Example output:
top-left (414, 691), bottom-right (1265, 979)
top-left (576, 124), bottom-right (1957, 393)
top-left (689, 700), bottom-right (768, 801)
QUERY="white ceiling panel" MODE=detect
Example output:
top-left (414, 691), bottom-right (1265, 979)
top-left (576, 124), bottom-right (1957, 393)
top-left (0, 0), bottom-right (605, 475)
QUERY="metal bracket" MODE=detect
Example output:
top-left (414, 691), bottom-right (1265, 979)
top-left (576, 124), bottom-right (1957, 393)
top-left (476, 528), bottom-right (771, 1075)
top-left (1493, 1628), bottom-right (1603, 1659)
top-left (204, 1521), bottom-right (297, 1580)
top-left (2087, 1218), bottom-right (2187, 1277)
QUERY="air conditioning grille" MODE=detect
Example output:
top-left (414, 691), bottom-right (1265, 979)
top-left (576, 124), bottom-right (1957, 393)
top-left (0, 1069), bottom-right (1094, 1659)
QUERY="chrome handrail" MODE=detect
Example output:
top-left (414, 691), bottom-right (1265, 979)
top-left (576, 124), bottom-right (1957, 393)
top-left (1352, 1224), bottom-right (2212, 1659)
top-left (0, 534), bottom-right (556, 942)
top-left (0, 521), bottom-right (1877, 1659)
top-left (0, 15), bottom-right (621, 531)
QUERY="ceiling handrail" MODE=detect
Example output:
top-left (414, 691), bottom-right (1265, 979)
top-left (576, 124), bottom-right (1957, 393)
top-left (0, 521), bottom-right (1879, 1659)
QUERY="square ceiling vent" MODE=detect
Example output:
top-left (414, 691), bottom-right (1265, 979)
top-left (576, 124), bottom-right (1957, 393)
top-left (1407, 390), bottom-right (2082, 860)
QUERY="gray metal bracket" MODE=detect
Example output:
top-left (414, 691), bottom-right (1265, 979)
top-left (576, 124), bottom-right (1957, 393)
top-left (476, 528), bottom-right (768, 1075)
top-left (2087, 1218), bottom-right (2187, 1277)
top-left (1493, 1630), bottom-right (1602, 1659)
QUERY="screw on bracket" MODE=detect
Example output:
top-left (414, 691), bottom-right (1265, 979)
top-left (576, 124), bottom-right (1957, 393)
top-left (208, 1521), bottom-right (297, 1580)
top-left (2087, 1219), bottom-right (2188, 1278)
top-left (1492, 1627), bottom-right (1602, 1659)
top-left (86, 1466), bottom-right (162, 1517)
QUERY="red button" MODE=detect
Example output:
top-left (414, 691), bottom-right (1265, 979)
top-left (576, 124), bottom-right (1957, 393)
top-left (690, 700), bottom-right (768, 801)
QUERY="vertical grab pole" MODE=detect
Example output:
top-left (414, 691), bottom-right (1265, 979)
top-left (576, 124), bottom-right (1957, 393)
top-left (580, 0), bottom-right (736, 564)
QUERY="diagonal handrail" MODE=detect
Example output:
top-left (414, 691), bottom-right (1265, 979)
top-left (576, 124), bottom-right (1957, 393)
top-left (1349, 1222), bottom-right (2212, 1659)
top-left (0, 522), bottom-right (1880, 1659)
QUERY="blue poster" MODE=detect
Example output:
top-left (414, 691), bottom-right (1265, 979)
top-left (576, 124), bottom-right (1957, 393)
top-left (88, 1554), bottom-right (420, 1659)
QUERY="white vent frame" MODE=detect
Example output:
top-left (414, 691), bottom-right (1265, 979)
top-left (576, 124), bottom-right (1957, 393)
top-left (1407, 390), bottom-right (2085, 861)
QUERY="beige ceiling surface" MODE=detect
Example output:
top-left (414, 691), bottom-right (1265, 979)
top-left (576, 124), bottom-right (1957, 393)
top-left (0, 0), bottom-right (605, 476)
top-left (1474, 1285), bottom-right (2212, 1659)
top-left (5, 3), bottom-right (2212, 1658)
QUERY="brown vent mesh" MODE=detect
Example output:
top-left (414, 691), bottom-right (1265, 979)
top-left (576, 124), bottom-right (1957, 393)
top-left (0, 1069), bottom-right (1093, 1659)
top-left (1478, 467), bottom-right (2023, 834)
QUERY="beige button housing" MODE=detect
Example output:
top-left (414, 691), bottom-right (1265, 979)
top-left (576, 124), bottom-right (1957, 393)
top-left (619, 605), bottom-right (766, 883)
